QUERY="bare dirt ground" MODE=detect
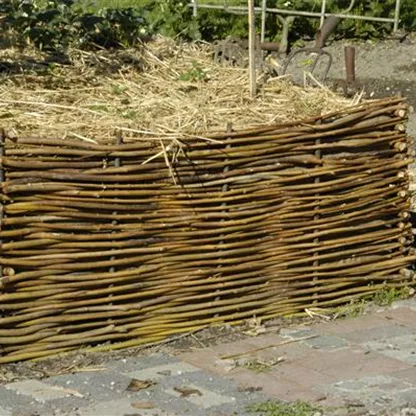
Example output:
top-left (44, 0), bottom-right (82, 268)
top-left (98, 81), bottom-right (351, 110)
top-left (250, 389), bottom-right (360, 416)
top-left (327, 36), bottom-right (416, 136)
top-left (285, 34), bottom-right (416, 136)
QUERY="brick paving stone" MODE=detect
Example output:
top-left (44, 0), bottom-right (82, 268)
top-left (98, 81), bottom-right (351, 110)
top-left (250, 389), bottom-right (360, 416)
top-left (233, 332), bottom-right (323, 363)
top-left (79, 397), bottom-right (173, 416)
top-left (178, 349), bottom-right (226, 375)
top-left (248, 335), bottom-right (308, 358)
top-left (0, 385), bottom-right (51, 416)
top-left (299, 347), bottom-right (412, 380)
top-left (379, 307), bottom-right (416, 329)
top-left (165, 383), bottom-right (236, 409)
top-left (209, 339), bottom-right (261, 358)
top-left (321, 375), bottom-right (416, 413)
top-left (228, 367), bottom-right (306, 400)
top-left (313, 315), bottom-right (389, 336)
top-left (279, 327), bottom-right (316, 339)
top-left (278, 328), bottom-right (350, 351)
top-left (106, 354), bottom-right (178, 373)
top-left (339, 323), bottom-right (413, 344)
top-left (332, 374), bottom-right (398, 391)
top-left (269, 361), bottom-right (337, 389)
top-left (393, 388), bottom-right (416, 407)
top-left (392, 299), bottom-right (416, 311)
top-left (125, 361), bottom-right (200, 382)
top-left (178, 340), bottom-right (263, 377)
top-left (5, 380), bottom-right (75, 403)
top-left (0, 406), bottom-right (11, 416)
top-left (391, 368), bottom-right (416, 385)
top-left (303, 334), bottom-right (350, 351)
top-left (363, 334), bottom-right (416, 366)
top-left (45, 370), bottom-right (132, 402)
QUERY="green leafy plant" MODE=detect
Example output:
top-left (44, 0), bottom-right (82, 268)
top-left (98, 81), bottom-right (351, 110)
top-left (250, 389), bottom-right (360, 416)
top-left (247, 399), bottom-right (322, 416)
top-left (2, 0), bottom-right (416, 55)
top-left (373, 286), bottom-right (411, 306)
top-left (140, 0), bottom-right (200, 40)
top-left (178, 61), bottom-right (208, 82)
top-left (241, 359), bottom-right (276, 373)
top-left (1, 0), bottom-right (151, 52)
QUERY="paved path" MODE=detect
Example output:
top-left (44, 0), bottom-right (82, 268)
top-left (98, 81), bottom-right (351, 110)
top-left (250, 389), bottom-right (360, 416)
top-left (1, 299), bottom-right (416, 416)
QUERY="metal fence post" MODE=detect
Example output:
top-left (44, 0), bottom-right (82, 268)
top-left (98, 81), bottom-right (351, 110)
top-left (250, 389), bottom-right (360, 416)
top-left (260, 0), bottom-right (267, 43)
top-left (191, 0), bottom-right (198, 17)
top-left (320, 0), bottom-right (327, 27)
top-left (394, 0), bottom-right (401, 32)
top-left (248, 0), bottom-right (257, 97)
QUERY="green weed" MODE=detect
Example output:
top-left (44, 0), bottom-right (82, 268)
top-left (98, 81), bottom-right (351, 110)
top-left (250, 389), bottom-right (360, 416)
top-left (112, 84), bottom-right (128, 95)
top-left (241, 359), bottom-right (279, 373)
top-left (178, 61), bottom-right (207, 82)
top-left (247, 399), bottom-right (322, 416)
top-left (372, 286), bottom-right (411, 307)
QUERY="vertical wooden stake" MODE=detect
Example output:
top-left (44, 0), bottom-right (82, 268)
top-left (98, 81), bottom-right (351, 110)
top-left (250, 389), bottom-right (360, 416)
top-left (248, 0), bottom-right (257, 98)
top-left (215, 122), bottom-right (233, 318)
top-left (0, 129), bottom-right (4, 282)
top-left (108, 131), bottom-right (123, 312)
top-left (313, 138), bottom-right (321, 304)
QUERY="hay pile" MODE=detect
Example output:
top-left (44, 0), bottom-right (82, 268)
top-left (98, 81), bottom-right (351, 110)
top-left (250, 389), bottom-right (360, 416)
top-left (0, 36), bottom-right (356, 142)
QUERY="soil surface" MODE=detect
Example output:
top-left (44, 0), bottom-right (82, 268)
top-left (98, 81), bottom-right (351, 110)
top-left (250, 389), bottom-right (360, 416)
top-left (283, 34), bottom-right (416, 136)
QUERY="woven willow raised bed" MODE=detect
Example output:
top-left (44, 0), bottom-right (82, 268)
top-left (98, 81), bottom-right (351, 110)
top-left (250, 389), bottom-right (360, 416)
top-left (0, 97), bottom-right (414, 363)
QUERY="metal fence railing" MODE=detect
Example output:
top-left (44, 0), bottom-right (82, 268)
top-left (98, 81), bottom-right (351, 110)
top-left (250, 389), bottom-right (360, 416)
top-left (188, 0), bottom-right (401, 43)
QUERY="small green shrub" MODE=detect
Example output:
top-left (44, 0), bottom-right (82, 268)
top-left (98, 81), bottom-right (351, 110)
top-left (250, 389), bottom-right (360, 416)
top-left (1, 0), bottom-right (150, 52)
top-left (2, 0), bottom-right (416, 54)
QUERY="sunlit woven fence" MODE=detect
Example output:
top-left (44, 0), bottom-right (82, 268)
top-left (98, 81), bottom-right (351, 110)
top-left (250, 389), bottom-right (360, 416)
top-left (0, 97), bottom-right (414, 363)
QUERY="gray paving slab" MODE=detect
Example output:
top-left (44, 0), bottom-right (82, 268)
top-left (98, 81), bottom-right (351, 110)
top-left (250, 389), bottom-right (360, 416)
top-left (79, 397), bottom-right (175, 416)
top-left (340, 323), bottom-right (414, 344)
top-left (45, 370), bottom-right (133, 402)
top-left (317, 373), bottom-right (416, 413)
top-left (0, 382), bottom-right (54, 416)
top-left (105, 353), bottom-right (179, 373)
top-left (124, 361), bottom-right (201, 381)
top-left (363, 334), bottom-right (416, 366)
top-left (0, 406), bottom-right (11, 416)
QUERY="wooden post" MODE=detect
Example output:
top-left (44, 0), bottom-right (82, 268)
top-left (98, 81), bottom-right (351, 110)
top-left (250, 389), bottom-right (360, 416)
top-left (248, 0), bottom-right (257, 98)
top-left (0, 129), bottom-right (4, 283)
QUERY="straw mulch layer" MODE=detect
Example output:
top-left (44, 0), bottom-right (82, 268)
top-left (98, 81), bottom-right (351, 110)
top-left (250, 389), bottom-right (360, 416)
top-left (0, 96), bottom-right (414, 363)
top-left (0, 36), bottom-right (356, 141)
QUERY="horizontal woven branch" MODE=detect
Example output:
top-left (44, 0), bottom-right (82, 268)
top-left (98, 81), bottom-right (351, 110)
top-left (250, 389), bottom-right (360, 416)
top-left (0, 97), bottom-right (414, 363)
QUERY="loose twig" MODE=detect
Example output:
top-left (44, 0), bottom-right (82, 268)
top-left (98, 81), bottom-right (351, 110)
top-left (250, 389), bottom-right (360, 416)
top-left (220, 335), bottom-right (319, 360)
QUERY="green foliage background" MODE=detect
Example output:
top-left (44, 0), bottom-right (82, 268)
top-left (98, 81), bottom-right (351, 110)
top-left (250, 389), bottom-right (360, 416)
top-left (0, 0), bottom-right (415, 53)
